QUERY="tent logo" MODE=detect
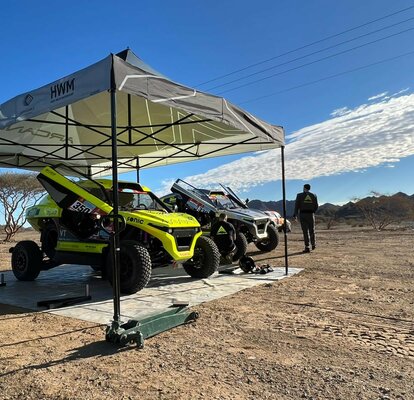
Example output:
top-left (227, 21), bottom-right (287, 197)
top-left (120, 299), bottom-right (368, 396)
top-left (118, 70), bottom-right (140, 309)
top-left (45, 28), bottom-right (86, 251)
top-left (23, 94), bottom-right (33, 106)
top-left (50, 78), bottom-right (75, 102)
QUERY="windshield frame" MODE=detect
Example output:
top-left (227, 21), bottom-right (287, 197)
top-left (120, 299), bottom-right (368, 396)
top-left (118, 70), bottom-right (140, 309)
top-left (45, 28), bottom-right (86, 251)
top-left (208, 191), bottom-right (240, 210)
top-left (116, 182), bottom-right (172, 212)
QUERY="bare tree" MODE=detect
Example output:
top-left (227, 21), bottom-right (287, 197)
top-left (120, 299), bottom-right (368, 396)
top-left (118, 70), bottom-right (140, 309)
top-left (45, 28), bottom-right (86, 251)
top-left (352, 191), bottom-right (408, 231)
top-left (325, 215), bottom-right (338, 230)
top-left (0, 172), bottom-right (44, 241)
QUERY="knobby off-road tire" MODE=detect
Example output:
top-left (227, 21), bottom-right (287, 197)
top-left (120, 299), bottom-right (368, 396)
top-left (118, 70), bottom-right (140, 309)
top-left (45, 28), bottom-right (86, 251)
top-left (11, 240), bottom-right (42, 281)
top-left (255, 224), bottom-right (279, 252)
top-left (183, 236), bottom-right (220, 279)
top-left (232, 231), bottom-right (248, 261)
top-left (106, 240), bottom-right (152, 295)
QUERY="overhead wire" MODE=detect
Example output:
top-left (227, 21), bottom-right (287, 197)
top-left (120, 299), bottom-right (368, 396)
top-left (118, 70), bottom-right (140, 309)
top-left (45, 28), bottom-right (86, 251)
top-left (205, 16), bottom-right (414, 92)
top-left (215, 26), bottom-right (414, 95)
top-left (238, 50), bottom-right (414, 105)
top-left (195, 5), bottom-right (414, 88)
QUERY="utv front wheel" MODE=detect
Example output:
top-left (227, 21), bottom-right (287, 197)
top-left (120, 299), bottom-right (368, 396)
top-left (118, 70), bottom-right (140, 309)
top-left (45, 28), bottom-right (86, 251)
top-left (255, 224), bottom-right (279, 252)
top-left (183, 236), bottom-right (220, 278)
top-left (106, 241), bottom-right (152, 295)
top-left (11, 240), bottom-right (42, 281)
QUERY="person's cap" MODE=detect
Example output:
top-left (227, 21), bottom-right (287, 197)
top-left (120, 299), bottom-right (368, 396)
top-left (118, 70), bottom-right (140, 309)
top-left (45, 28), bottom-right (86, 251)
top-left (304, 184), bottom-right (311, 190)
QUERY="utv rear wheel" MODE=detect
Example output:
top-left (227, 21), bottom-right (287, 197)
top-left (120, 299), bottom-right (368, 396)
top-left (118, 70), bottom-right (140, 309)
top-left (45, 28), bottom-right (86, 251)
top-left (106, 241), bottom-right (152, 295)
top-left (232, 231), bottom-right (248, 261)
top-left (12, 240), bottom-right (42, 281)
top-left (255, 224), bottom-right (279, 252)
top-left (183, 236), bottom-right (220, 279)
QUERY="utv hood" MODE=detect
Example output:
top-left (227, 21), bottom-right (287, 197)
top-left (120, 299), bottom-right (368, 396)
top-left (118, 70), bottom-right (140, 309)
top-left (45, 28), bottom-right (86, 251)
top-left (124, 210), bottom-right (200, 228)
top-left (225, 208), bottom-right (270, 221)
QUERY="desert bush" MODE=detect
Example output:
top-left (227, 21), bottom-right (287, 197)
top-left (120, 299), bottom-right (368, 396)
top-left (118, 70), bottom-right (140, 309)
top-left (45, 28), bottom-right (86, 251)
top-left (0, 172), bottom-right (44, 241)
top-left (353, 191), bottom-right (412, 231)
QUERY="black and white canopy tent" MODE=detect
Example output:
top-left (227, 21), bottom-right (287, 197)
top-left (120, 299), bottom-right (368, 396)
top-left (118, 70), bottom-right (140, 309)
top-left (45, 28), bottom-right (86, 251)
top-left (0, 49), bottom-right (288, 330)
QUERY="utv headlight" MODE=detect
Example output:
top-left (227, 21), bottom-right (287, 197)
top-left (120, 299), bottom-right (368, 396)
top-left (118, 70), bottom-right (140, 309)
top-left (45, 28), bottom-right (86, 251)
top-left (148, 223), bottom-right (173, 234)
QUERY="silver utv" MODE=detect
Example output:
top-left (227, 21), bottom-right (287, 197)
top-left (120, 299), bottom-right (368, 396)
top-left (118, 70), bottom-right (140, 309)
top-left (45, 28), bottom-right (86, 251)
top-left (163, 179), bottom-right (279, 253)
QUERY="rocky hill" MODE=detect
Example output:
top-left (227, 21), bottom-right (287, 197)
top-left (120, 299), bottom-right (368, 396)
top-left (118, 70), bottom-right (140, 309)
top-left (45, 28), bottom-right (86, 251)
top-left (248, 192), bottom-right (414, 221)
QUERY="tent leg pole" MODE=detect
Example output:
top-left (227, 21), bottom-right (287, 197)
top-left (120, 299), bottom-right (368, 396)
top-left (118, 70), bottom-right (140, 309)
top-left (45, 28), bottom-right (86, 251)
top-left (136, 157), bottom-right (140, 183)
top-left (110, 88), bottom-right (121, 325)
top-left (281, 146), bottom-right (289, 275)
top-left (65, 106), bottom-right (69, 160)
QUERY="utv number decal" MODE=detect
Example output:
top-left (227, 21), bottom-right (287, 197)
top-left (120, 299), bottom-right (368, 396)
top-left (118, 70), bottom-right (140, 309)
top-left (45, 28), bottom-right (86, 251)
top-left (127, 217), bottom-right (144, 224)
top-left (69, 200), bottom-right (93, 213)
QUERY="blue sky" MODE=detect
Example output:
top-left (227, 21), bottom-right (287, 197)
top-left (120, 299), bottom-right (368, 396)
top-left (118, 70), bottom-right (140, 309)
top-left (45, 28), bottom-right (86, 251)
top-left (1, 0), bottom-right (413, 205)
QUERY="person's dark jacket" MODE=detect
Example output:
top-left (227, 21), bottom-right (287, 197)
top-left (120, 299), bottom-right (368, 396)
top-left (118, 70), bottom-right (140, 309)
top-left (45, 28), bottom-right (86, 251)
top-left (210, 220), bottom-right (236, 252)
top-left (293, 191), bottom-right (318, 217)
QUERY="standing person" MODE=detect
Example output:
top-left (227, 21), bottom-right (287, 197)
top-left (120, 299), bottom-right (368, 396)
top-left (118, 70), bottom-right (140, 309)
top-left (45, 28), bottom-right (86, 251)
top-left (293, 184), bottom-right (318, 253)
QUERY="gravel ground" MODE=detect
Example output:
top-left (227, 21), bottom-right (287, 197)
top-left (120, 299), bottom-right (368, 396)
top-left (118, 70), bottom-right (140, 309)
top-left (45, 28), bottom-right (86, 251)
top-left (0, 226), bottom-right (413, 400)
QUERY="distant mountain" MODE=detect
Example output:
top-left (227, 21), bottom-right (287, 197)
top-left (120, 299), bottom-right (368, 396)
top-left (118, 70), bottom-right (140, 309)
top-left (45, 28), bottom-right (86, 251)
top-left (317, 203), bottom-right (341, 217)
top-left (248, 199), bottom-right (295, 216)
top-left (248, 192), bottom-right (414, 220)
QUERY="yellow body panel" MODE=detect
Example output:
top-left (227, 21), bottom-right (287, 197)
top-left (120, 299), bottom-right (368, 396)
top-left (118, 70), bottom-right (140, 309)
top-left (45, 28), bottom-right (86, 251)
top-left (56, 241), bottom-right (108, 253)
top-left (27, 166), bottom-right (203, 261)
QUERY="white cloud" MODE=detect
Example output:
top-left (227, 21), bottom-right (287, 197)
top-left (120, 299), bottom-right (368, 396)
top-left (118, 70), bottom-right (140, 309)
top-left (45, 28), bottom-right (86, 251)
top-left (368, 92), bottom-right (388, 101)
top-left (158, 92), bottom-right (414, 194)
top-left (392, 87), bottom-right (410, 96)
top-left (330, 107), bottom-right (350, 117)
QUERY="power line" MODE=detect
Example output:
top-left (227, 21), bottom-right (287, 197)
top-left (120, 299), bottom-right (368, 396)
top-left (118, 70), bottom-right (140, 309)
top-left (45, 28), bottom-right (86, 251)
top-left (205, 16), bottom-right (414, 92)
top-left (216, 26), bottom-right (414, 95)
top-left (238, 50), bottom-right (414, 105)
top-left (195, 5), bottom-right (414, 88)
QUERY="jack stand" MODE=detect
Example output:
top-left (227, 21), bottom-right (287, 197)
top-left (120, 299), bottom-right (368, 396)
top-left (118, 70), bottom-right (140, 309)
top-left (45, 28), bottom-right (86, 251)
top-left (0, 273), bottom-right (6, 287)
top-left (105, 306), bottom-right (199, 348)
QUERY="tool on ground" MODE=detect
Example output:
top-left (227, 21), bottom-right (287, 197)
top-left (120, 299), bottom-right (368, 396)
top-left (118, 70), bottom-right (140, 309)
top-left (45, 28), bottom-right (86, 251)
top-left (105, 306), bottom-right (199, 348)
top-left (218, 266), bottom-right (240, 275)
top-left (252, 264), bottom-right (274, 274)
top-left (37, 284), bottom-right (92, 309)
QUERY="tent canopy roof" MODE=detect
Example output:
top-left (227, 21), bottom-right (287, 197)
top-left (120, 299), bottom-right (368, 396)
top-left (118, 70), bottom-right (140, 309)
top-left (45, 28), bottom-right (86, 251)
top-left (0, 49), bottom-right (284, 177)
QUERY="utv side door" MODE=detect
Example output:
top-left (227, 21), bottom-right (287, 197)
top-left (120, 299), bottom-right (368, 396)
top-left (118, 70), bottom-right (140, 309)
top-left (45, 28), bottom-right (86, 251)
top-left (37, 166), bottom-right (112, 239)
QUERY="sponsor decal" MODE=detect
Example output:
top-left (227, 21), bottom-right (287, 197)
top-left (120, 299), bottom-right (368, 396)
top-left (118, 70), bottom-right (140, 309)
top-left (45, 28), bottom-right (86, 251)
top-left (26, 208), bottom-right (40, 217)
top-left (24, 94), bottom-right (33, 106)
top-left (50, 78), bottom-right (75, 103)
top-left (58, 228), bottom-right (77, 241)
top-left (5, 125), bottom-right (73, 144)
top-left (127, 216), bottom-right (144, 224)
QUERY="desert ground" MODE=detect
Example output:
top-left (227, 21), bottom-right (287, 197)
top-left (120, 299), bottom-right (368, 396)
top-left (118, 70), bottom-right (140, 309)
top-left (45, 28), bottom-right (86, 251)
top-left (0, 224), bottom-right (413, 400)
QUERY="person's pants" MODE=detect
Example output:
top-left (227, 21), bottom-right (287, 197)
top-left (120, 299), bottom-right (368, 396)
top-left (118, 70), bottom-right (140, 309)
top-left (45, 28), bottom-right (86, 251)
top-left (300, 213), bottom-right (315, 249)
